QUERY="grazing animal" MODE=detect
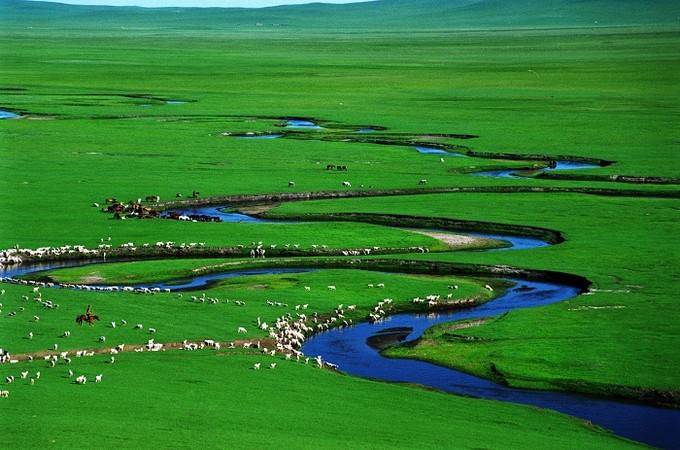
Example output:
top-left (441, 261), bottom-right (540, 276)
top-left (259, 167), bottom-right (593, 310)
top-left (419, 179), bottom-right (428, 185)
top-left (95, 374), bottom-right (103, 383)
top-left (327, 285), bottom-right (336, 291)
top-left (484, 284), bottom-right (494, 291)
top-left (238, 327), bottom-right (247, 334)
top-left (269, 363), bottom-right (277, 369)
top-left (253, 363), bottom-right (261, 370)
top-left (75, 375), bottom-right (87, 385)
top-left (288, 181), bottom-right (296, 187)
top-left (341, 181), bottom-right (351, 187)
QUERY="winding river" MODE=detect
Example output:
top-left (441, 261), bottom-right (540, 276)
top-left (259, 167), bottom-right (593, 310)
top-left (3, 208), bottom-right (679, 448)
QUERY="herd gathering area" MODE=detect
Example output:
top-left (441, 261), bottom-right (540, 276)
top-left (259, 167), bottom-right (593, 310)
top-left (1, 0), bottom-right (679, 448)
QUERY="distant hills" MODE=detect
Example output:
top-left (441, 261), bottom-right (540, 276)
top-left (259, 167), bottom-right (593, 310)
top-left (1, 0), bottom-right (679, 30)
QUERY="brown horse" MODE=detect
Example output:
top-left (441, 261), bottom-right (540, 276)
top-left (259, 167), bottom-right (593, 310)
top-left (76, 305), bottom-right (99, 326)
top-left (76, 314), bottom-right (99, 326)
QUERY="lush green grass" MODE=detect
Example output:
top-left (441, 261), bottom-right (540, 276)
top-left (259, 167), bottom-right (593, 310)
top-left (1, 4), bottom-right (679, 447)
top-left (274, 193), bottom-right (680, 399)
top-left (0, 350), bottom-right (639, 449)
top-left (3, 268), bottom-right (495, 355)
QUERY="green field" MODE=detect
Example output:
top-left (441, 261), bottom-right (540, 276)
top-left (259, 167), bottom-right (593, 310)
top-left (1, 0), bottom-right (679, 448)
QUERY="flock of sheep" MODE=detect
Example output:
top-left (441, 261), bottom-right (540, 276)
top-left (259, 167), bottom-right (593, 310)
top-left (1, 239), bottom-right (489, 402)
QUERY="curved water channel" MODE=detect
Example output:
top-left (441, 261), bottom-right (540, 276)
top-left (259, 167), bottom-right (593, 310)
top-left (0, 109), bottom-right (19, 119)
top-left (3, 207), bottom-right (679, 448)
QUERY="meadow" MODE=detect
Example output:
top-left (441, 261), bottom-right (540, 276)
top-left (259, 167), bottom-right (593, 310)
top-left (1, 2), bottom-right (679, 448)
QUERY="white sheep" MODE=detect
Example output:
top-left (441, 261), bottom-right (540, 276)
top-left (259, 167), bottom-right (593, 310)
top-left (238, 327), bottom-right (247, 334)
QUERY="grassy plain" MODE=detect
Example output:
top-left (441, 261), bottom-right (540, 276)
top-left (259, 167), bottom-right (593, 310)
top-left (1, 3), bottom-right (679, 447)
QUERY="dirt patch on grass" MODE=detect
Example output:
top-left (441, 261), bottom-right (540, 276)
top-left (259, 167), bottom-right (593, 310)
top-left (237, 202), bottom-right (279, 215)
top-left (80, 275), bottom-right (105, 283)
top-left (407, 229), bottom-right (490, 249)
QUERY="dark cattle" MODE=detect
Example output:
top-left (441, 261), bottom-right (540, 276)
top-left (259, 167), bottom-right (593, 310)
top-left (192, 191), bottom-right (200, 198)
top-left (326, 164), bottom-right (336, 171)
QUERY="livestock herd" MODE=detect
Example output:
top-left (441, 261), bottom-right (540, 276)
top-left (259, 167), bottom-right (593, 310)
top-left (1, 265), bottom-right (490, 401)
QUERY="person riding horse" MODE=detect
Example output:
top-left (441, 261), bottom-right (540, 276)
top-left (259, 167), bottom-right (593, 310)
top-left (76, 304), bottom-right (100, 326)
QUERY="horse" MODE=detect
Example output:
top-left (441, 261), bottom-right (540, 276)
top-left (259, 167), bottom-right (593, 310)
top-left (76, 314), bottom-right (99, 326)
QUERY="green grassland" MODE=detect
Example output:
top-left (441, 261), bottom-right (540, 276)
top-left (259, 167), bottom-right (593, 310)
top-left (274, 193), bottom-right (680, 401)
top-left (0, 351), bottom-right (640, 450)
top-left (1, 0), bottom-right (679, 447)
top-left (3, 268), bottom-right (496, 354)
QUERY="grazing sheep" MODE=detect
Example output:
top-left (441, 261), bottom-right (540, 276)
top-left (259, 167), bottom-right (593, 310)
top-left (21, 371), bottom-right (28, 379)
top-left (238, 327), bottom-right (247, 334)
top-left (288, 181), bottom-right (296, 187)
top-left (419, 179), bottom-right (427, 185)
top-left (0, 390), bottom-right (9, 398)
top-left (327, 285), bottom-right (336, 291)
top-left (304, 286), bottom-right (311, 291)
top-left (5, 376), bottom-right (15, 384)
top-left (75, 375), bottom-right (87, 385)
top-left (484, 284), bottom-right (494, 291)
top-left (341, 181), bottom-right (351, 187)
top-left (148, 328), bottom-right (156, 334)
top-left (252, 363), bottom-right (261, 370)
top-left (99, 336), bottom-right (106, 342)
top-left (269, 363), bottom-right (277, 369)
top-left (95, 374), bottom-right (103, 383)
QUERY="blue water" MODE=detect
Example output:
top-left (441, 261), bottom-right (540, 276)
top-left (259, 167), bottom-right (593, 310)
top-left (286, 119), bottom-right (323, 129)
top-left (415, 146), bottom-right (465, 156)
top-left (475, 161), bottom-right (600, 178)
top-left (162, 206), bottom-right (285, 223)
top-left (165, 100), bottom-right (187, 105)
top-left (301, 280), bottom-right (680, 449)
top-left (468, 232), bottom-right (550, 251)
top-left (0, 109), bottom-right (19, 119)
